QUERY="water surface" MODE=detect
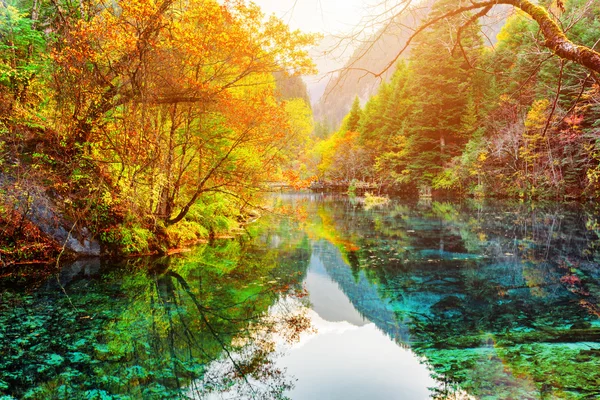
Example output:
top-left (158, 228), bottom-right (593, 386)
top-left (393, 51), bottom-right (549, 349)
top-left (1, 194), bottom-right (599, 399)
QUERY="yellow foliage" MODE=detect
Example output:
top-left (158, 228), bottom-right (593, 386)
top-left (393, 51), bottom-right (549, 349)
top-left (525, 99), bottom-right (550, 130)
top-left (477, 151), bottom-right (488, 163)
top-left (51, 0), bottom-right (319, 226)
top-left (520, 99), bottom-right (550, 166)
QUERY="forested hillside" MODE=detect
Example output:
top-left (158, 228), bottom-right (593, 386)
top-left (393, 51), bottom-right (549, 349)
top-left (306, 0), bottom-right (600, 200)
top-left (0, 0), bottom-right (316, 262)
top-left (312, 1), bottom-right (510, 129)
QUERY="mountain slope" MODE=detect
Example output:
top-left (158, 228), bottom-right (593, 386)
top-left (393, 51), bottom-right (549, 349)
top-left (313, 2), bottom-right (510, 128)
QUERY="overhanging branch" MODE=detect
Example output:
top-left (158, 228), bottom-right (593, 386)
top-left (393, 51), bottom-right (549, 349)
top-left (349, 0), bottom-right (600, 78)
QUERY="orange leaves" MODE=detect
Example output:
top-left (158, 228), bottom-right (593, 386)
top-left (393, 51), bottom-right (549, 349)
top-left (558, 113), bottom-right (584, 144)
top-left (119, 0), bottom-right (161, 21)
top-left (54, 0), bottom-right (317, 109)
top-left (51, 20), bottom-right (95, 68)
top-left (50, 0), bottom-right (318, 224)
top-left (282, 170), bottom-right (316, 190)
top-left (564, 114), bottom-right (584, 127)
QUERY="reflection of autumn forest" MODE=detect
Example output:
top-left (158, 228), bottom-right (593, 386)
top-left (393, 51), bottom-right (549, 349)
top-left (3, 193), bottom-right (599, 398)
top-left (0, 233), bottom-right (313, 398)
top-left (1, 0), bottom-right (600, 258)
top-left (281, 194), bottom-right (600, 399)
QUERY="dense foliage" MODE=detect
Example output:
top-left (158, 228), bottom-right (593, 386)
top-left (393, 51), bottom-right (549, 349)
top-left (309, 0), bottom-right (600, 200)
top-left (0, 0), bottom-right (316, 259)
top-left (2, 0), bottom-right (600, 259)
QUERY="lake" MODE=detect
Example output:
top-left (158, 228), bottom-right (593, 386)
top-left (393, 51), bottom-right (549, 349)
top-left (1, 193), bottom-right (599, 399)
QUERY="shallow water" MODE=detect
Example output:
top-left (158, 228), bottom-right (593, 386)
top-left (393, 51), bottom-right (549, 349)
top-left (1, 194), bottom-right (599, 399)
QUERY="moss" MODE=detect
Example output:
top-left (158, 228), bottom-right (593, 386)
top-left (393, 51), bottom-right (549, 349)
top-left (99, 224), bottom-right (152, 255)
top-left (164, 220), bottom-right (209, 247)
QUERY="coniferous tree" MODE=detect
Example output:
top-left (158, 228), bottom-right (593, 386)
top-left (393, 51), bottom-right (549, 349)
top-left (343, 96), bottom-right (363, 133)
top-left (401, 0), bottom-right (485, 186)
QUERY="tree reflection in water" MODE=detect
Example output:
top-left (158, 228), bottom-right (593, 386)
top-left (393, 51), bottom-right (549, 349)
top-left (277, 194), bottom-right (600, 399)
top-left (0, 237), bottom-right (312, 399)
top-left (2, 195), bottom-right (600, 399)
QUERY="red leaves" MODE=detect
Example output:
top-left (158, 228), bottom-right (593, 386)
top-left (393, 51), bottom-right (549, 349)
top-left (564, 114), bottom-right (584, 127)
top-left (560, 274), bottom-right (581, 286)
top-left (558, 114), bottom-right (584, 144)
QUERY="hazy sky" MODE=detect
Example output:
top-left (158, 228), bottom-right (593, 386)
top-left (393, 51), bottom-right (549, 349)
top-left (253, 0), bottom-right (369, 34)
top-left (252, 0), bottom-right (380, 102)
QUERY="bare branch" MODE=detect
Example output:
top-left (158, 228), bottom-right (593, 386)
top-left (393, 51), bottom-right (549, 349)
top-left (339, 0), bottom-right (600, 79)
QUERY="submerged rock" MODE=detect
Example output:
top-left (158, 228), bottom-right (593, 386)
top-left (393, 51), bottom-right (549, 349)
top-left (570, 321), bottom-right (592, 330)
top-left (431, 295), bottom-right (464, 312)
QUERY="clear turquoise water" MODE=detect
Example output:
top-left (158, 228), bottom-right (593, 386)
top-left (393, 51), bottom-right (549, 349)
top-left (1, 194), bottom-right (599, 399)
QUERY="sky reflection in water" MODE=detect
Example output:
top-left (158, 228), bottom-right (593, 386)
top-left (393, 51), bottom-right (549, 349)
top-left (253, 193), bottom-right (600, 399)
top-left (1, 193), bottom-right (600, 399)
top-left (277, 251), bottom-right (437, 400)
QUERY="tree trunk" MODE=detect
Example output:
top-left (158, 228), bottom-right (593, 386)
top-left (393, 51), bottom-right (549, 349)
top-left (378, 0), bottom-right (600, 77)
top-left (504, 0), bottom-right (600, 74)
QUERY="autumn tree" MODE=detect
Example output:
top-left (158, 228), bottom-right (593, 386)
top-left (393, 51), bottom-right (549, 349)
top-left (470, 0), bottom-right (600, 199)
top-left (51, 0), bottom-right (317, 234)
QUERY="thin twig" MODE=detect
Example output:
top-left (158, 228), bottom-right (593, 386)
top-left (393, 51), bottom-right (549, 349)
top-left (55, 220), bottom-right (80, 312)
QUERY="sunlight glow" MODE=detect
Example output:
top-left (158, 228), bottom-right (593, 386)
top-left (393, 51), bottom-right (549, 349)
top-left (253, 0), bottom-right (369, 34)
